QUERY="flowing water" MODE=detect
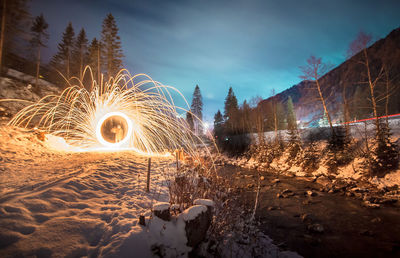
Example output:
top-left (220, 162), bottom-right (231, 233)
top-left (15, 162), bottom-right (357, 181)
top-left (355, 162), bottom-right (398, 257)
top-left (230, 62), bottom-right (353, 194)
top-left (218, 165), bottom-right (400, 258)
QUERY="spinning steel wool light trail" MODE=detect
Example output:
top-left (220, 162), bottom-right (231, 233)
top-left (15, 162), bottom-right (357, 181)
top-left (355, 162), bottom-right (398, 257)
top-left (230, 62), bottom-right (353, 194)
top-left (8, 68), bottom-right (207, 157)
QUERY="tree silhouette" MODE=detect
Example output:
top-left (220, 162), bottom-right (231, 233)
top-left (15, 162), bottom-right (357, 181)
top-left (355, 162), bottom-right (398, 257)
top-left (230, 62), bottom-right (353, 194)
top-left (74, 28), bottom-right (88, 79)
top-left (186, 111), bottom-right (194, 132)
top-left (51, 22), bottom-right (75, 81)
top-left (0, 0), bottom-right (30, 74)
top-left (224, 87), bottom-right (239, 134)
top-left (101, 13), bottom-right (124, 79)
top-left (300, 56), bottom-right (335, 137)
top-left (190, 85), bottom-right (203, 134)
top-left (88, 37), bottom-right (102, 84)
top-left (213, 109), bottom-right (224, 145)
top-left (29, 14), bottom-right (48, 86)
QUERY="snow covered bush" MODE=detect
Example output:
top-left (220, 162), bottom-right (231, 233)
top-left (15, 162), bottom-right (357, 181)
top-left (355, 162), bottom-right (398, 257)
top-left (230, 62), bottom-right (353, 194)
top-left (286, 131), bottom-right (303, 165)
top-left (246, 139), bottom-right (285, 168)
top-left (370, 122), bottom-right (399, 177)
top-left (325, 126), bottom-right (353, 173)
top-left (301, 141), bottom-right (320, 173)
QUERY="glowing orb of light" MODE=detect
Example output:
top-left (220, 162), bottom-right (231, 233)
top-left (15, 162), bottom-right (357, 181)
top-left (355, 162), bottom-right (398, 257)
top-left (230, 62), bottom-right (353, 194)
top-left (95, 112), bottom-right (133, 148)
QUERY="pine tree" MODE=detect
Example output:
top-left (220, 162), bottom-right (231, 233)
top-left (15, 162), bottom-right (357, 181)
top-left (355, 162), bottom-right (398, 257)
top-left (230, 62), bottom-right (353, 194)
top-left (214, 110), bottom-right (224, 128)
top-left (271, 90), bottom-right (280, 139)
top-left (264, 101), bottom-right (274, 131)
top-left (276, 101), bottom-right (285, 130)
top-left (286, 96), bottom-right (302, 160)
top-left (88, 37), bottom-right (101, 84)
top-left (213, 110), bottom-right (224, 145)
top-left (240, 100), bottom-right (251, 133)
top-left (0, 0), bottom-right (30, 74)
top-left (286, 96), bottom-right (297, 131)
top-left (190, 85), bottom-right (203, 135)
top-left (371, 122), bottom-right (399, 176)
top-left (74, 28), bottom-right (88, 79)
top-left (249, 96), bottom-right (264, 143)
top-left (29, 14), bottom-right (48, 86)
top-left (224, 87), bottom-right (238, 119)
top-left (224, 87), bottom-right (239, 134)
top-left (302, 141), bottom-right (320, 173)
top-left (186, 111), bottom-right (194, 132)
top-left (51, 22), bottom-right (75, 80)
top-left (101, 13), bottom-right (124, 79)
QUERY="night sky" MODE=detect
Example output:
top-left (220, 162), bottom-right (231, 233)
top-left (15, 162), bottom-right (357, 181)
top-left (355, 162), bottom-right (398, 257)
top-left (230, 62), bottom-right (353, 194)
top-left (31, 0), bottom-right (400, 123)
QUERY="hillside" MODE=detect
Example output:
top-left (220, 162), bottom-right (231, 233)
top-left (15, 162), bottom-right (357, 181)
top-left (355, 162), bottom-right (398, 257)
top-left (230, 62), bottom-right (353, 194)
top-left (260, 27), bottom-right (400, 124)
top-left (0, 69), bottom-right (61, 123)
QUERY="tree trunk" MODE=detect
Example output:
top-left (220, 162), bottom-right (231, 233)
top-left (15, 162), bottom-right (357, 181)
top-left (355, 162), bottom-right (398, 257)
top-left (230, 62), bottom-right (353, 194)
top-left (384, 67), bottom-right (390, 126)
top-left (35, 45), bottom-right (41, 86)
top-left (342, 83), bottom-right (350, 138)
top-left (315, 78), bottom-right (335, 137)
top-left (107, 49), bottom-right (112, 80)
top-left (79, 50), bottom-right (83, 80)
top-left (66, 51), bottom-right (70, 80)
top-left (256, 108), bottom-right (264, 144)
top-left (0, 0), bottom-right (7, 75)
top-left (97, 45), bottom-right (101, 86)
top-left (273, 100), bottom-right (278, 140)
top-left (363, 48), bottom-right (380, 137)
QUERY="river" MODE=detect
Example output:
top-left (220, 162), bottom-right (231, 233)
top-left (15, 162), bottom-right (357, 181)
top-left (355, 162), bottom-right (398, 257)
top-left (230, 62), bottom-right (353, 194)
top-left (218, 165), bottom-right (400, 258)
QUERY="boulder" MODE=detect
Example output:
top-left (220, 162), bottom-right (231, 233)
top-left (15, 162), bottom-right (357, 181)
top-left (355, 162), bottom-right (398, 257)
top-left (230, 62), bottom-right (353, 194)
top-left (281, 189), bottom-right (295, 198)
top-left (153, 202), bottom-right (171, 221)
top-left (193, 199), bottom-right (214, 212)
top-left (301, 213), bottom-right (313, 223)
top-left (308, 223), bottom-right (324, 233)
top-left (306, 190), bottom-right (317, 197)
top-left (272, 179), bottom-right (280, 184)
top-left (180, 205), bottom-right (212, 247)
top-left (362, 201), bottom-right (380, 209)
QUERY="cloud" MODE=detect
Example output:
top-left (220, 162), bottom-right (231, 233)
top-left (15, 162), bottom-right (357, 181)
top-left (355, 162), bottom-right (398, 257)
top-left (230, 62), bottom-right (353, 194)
top-left (32, 0), bottom-right (400, 119)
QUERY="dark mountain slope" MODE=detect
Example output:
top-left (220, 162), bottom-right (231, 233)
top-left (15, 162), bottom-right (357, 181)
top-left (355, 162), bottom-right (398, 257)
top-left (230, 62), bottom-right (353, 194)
top-left (260, 27), bottom-right (400, 124)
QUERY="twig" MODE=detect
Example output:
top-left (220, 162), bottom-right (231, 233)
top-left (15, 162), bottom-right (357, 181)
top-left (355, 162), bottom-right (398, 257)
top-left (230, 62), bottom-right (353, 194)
top-left (251, 171), bottom-right (261, 221)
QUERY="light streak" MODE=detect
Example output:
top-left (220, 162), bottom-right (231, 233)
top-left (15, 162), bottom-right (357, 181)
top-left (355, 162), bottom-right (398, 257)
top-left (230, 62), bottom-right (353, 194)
top-left (95, 111), bottom-right (133, 148)
top-left (7, 68), bottom-right (214, 162)
top-left (342, 113), bottom-right (400, 125)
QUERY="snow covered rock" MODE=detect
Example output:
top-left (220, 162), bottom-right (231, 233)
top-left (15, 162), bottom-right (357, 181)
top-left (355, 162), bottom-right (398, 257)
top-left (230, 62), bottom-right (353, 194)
top-left (193, 198), bottom-right (214, 208)
top-left (363, 201), bottom-right (380, 209)
top-left (307, 223), bottom-right (324, 233)
top-left (278, 189), bottom-right (295, 198)
top-left (180, 204), bottom-right (212, 247)
top-left (153, 202), bottom-right (171, 221)
top-left (272, 178), bottom-right (280, 184)
top-left (306, 190), bottom-right (317, 197)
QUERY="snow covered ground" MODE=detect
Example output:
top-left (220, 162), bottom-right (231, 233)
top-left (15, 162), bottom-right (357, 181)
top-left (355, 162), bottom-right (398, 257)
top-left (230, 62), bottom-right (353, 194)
top-left (0, 74), bottom-right (303, 257)
top-left (0, 126), bottom-right (304, 257)
top-left (0, 126), bottom-right (190, 257)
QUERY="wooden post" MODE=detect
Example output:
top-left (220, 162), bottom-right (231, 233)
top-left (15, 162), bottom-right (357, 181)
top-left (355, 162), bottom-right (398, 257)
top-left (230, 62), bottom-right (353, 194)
top-left (146, 158), bottom-right (151, 192)
top-left (176, 152), bottom-right (179, 172)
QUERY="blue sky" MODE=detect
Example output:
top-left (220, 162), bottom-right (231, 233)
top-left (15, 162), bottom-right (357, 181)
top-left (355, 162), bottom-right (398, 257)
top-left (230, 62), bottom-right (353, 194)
top-left (31, 0), bottom-right (400, 123)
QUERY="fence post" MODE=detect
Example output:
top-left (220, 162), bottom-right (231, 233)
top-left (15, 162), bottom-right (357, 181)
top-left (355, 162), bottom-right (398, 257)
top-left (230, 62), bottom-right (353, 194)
top-left (146, 158), bottom-right (151, 192)
top-left (176, 151), bottom-right (179, 172)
